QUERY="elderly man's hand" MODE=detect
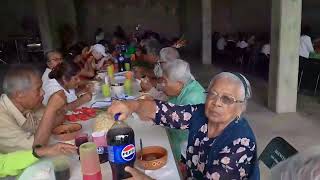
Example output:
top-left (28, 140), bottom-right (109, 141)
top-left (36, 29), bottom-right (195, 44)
top-left (35, 143), bottom-right (77, 157)
top-left (124, 166), bottom-right (153, 180)
top-left (47, 90), bottom-right (67, 111)
top-left (107, 101), bottom-right (135, 121)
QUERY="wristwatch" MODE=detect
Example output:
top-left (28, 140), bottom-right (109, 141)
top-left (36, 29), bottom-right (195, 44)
top-left (32, 144), bottom-right (43, 159)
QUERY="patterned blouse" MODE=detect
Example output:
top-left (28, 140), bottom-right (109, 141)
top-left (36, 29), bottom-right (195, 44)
top-left (153, 101), bottom-right (259, 180)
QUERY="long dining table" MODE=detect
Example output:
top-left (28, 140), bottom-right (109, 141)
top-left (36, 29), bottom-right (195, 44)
top-left (21, 84), bottom-right (181, 180)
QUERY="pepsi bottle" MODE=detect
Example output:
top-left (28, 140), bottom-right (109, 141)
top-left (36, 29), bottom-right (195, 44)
top-left (107, 113), bottom-right (135, 180)
top-left (120, 44), bottom-right (127, 53)
top-left (117, 54), bottom-right (125, 72)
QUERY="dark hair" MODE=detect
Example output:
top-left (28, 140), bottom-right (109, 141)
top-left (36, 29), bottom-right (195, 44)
top-left (114, 25), bottom-right (126, 40)
top-left (48, 60), bottom-right (80, 82)
top-left (301, 26), bottom-right (311, 36)
top-left (66, 42), bottom-right (88, 57)
top-left (64, 53), bottom-right (77, 63)
top-left (95, 28), bottom-right (103, 36)
top-left (142, 38), bottom-right (162, 56)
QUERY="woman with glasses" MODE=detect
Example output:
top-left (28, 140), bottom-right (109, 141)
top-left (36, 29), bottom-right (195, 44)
top-left (42, 50), bottom-right (63, 85)
top-left (108, 72), bottom-right (259, 180)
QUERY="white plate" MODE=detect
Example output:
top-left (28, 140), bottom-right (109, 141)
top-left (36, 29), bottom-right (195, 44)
top-left (91, 100), bottom-right (112, 108)
top-left (125, 95), bottom-right (137, 100)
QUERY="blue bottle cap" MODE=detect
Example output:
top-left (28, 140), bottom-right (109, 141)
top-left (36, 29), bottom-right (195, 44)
top-left (114, 113), bottom-right (121, 121)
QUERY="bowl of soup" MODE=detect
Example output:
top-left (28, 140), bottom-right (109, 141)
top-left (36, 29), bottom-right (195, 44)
top-left (136, 146), bottom-right (168, 170)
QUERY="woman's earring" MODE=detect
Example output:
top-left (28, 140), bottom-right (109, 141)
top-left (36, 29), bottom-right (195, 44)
top-left (236, 115), bottom-right (240, 121)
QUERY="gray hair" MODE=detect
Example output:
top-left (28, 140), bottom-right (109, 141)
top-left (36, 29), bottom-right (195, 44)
top-left (208, 72), bottom-right (252, 101)
top-left (163, 59), bottom-right (193, 84)
top-left (2, 65), bottom-right (39, 96)
top-left (272, 146), bottom-right (320, 180)
top-left (159, 47), bottom-right (180, 63)
top-left (143, 38), bottom-right (161, 56)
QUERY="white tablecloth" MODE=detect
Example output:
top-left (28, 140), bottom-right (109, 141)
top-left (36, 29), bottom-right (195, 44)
top-left (61, 115), bottom-right (180, 180)
top-left (53, 95), bottom-right (180, 179)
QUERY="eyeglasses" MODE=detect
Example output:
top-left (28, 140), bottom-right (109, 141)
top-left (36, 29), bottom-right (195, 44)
top-left (205, 91), bottom-right (244, 105)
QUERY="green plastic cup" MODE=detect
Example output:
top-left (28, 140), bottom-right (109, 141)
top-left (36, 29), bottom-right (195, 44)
top-left (124, 63), bottom-right (130, 71)
top-left (101, 84), bottom-right (111, 97)
top-left (107, 65), bottom-right (114, 77)
top-left (124, 79), bottom-right (132, 96)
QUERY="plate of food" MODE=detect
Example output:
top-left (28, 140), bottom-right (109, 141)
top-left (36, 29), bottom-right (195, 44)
top-left (52, 123), bottom-right (82, 141)
top-left (65, 107), bottom-right (97, 122)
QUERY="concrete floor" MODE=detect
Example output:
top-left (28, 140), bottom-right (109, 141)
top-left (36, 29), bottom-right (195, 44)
top-left (188, 59), bottom-right (320, 180)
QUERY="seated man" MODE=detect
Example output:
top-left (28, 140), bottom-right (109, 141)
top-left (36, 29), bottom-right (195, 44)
top-left (42, 50), bottom-right (63, 85)
top-left (0, 65), bottom-right (66, 153)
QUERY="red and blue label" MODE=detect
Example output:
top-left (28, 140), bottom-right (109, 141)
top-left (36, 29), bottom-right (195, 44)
top-left (108, 144), bottom-right (136, 164)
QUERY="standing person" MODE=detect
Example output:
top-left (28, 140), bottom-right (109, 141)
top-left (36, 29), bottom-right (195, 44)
top-left (299, 26), bottom-right (314, 60)
top-left (217, 35), bottom-right (227, 51)
top-left (95, 28), bottom-right (105, 43)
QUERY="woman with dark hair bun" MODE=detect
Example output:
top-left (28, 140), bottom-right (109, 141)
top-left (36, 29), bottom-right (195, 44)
top-left (42, 60), bottom-right (92, 111)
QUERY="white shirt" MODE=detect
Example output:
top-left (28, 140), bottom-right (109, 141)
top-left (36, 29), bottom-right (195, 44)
top-left (42, 79), bottom-right (77, 105)
top-left (236, 41), bottom-right (249, 49)
top-left (261, 44), bottom-right (271, 56)
top-left (299, 35), bottom-right (314, 58)
top-left (217, 37), bottom-right (227, 50)
top-left (41, 68), bottom-right (51, 85)
top-left (95, 33), bottom-right (105, 43)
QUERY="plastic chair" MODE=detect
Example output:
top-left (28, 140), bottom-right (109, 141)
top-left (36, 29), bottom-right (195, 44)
top-left (259, 137), bottom-right (298, 169)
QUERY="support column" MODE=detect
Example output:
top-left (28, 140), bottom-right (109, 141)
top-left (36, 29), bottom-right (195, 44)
top-left (202, 0), bottom-right (212, 64)
top-left (34, 0), bottom-right (54, 52)
top-left (268, 0), bottom-right (302, 113)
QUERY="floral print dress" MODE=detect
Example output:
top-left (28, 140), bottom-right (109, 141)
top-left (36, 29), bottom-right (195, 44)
top-left (153, 101), bottom-right (259, 180)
